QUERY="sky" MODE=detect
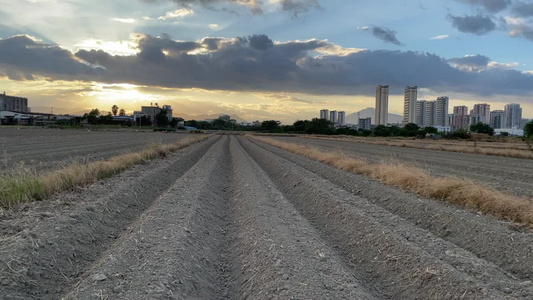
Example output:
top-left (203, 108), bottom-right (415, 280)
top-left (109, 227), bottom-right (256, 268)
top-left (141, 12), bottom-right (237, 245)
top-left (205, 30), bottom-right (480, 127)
top-left (1, 0), bottom-right (533, 124)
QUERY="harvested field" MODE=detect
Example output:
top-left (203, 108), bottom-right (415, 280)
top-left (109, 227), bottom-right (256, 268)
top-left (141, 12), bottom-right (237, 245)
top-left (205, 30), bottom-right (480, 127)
top-left (265, 135), bottom-right (533, 198)
top-left (2, 133), bottom-right (533, 299)
top-left (0, 127), bottom-right (193, 172)
top-left (307, 135), bottom-right (533, 159)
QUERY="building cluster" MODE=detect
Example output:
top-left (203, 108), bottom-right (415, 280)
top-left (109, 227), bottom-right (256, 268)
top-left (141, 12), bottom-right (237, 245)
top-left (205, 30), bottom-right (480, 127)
top-left (133, 103), bottom-right (173, 125)
top-left (0, 92), bottom-right (177, 127)
top-left (373, 85), bottom-right (528, 135)
top-left (0, 92), bottom-right (63, 125)
top-left (319, 109), bottom-right (346, 125)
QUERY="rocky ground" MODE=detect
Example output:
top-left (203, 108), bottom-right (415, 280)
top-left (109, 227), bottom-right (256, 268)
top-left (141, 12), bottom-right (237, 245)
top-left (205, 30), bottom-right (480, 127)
top-left (1, 134), bottom-right (533, 299)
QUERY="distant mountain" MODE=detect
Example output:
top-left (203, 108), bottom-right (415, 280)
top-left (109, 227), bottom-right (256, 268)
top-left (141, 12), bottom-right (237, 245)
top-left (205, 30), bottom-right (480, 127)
top-left (346, 107), bottom-right (402, 125)
top-left (176, 113), bottom-right (245, 122)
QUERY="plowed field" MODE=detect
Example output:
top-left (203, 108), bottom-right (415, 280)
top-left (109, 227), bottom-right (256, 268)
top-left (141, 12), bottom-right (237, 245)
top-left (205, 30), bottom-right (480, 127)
top-left (0, 128), bottom-right (190, 172)
top-left (1, 133), bottom-right (533, 299)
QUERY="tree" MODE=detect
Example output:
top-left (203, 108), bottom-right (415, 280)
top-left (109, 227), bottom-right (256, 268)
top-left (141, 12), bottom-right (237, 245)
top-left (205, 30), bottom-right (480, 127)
top-left (470, 122), bottom-right (494, 136)
top-left (404, 123), bottom-right (420, 136)
top-left (374, 125), bottom-right (391, 137)
top-left (524, 120), bottom-right (533, 138)
top-left (305, 118), bottom-right (333, 134)
top-left (99, 112), bottom-right (114, 124)
top-left (261, 120), bottom-right (281, 132)
top-left (155, 109), bottom-right (169, 127)
top-left (292, 120), bottom-right (309, 133)
top-left (119, 108), bottom-right (126, 116)
top-left (185, 120), bottom-right (199, 128)
top-left (111, 105), bottom-right (119, 116)
top-left (85, 108), bottom-right (100, 124)
top-left (169, 118), bottom-right (179, 128)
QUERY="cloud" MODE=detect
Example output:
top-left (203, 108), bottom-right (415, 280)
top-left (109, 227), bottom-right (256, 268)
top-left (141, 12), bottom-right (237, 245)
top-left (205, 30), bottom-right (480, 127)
top-left (158, 8), bottom-right (194, 20)
top-left (209, 23), bottom-right (219, 29)
top-left (448, 54), bottom-right (491, 71)
top-left (369, 26), bottom-right (403, 45)
top-left (0, 35), bottom-right (100, 81)
top-left (160, 0), bottom-right (318, 15)
top-left (262, 94), bottom-right (323, 104)
top-left (248, 34), bottom-right (274, 50)
top-left (111, 18), bottom-right (136, 24)
top-left (2, 34), bottom-right (533, 99)
top-left (487, 61), bottom-right (520, 69)
top-left (513, 2), bottom-right (533, 17)
top-left (449, 14), bottom-right (496, 35)
top-left (430, 34), bottom-right (450, 40)
top-left (454, 0), bottom-right (511, 13)
top-left (504, 16), bottom-right (533, 41)
top-left (277, 0), bottom-right (319, 17)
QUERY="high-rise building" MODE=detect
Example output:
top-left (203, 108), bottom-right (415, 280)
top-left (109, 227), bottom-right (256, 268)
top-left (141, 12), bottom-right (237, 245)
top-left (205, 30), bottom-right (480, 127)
top-left (490, 110), bottom-right (505, 129)
top-left (320, 109), bottom-right (329, 120)
top-left (338, 111), bottom-right (346, 125)
top-left (505, 103), bottom-right (522, 129)
top-left (0, 92), bottom-right (29, 112)
top-left (403, 86), bottom-right (417, 125)
top-left (435, 96), bottom-right (449, 126)
top-left (470, 103), bottom-right (490, 125)
top-left (453, 106), bottom-right (470, 130)
top-left (359, 117), bottom-right (372, 130)
top-left (375, 85), bottom-right (389, 125)
top-left (447, 114), bottom-right (455, 129)
top-left (424, 101), bottom-right (436, 127)
top-left (329, 110), bottom-right (338, 124)
top-left (415, 100), bottom-right (427, 127)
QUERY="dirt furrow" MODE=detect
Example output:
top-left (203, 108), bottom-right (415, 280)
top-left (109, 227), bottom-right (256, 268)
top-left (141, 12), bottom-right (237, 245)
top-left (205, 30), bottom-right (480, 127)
top-left (0, 136), bottom-right (219, 299)
top-left (246, 136), bottom-right (533, 284)
top-left (228, 136), bottom-right (377, 299)
top-left (240, 136), bottom-right (530, 299)
top-left (269, 136), bottom-right (533, 197)
top-left (1, 130), bottom-right (191, 172)
top-left (64, 135), bottom-right (232, 299)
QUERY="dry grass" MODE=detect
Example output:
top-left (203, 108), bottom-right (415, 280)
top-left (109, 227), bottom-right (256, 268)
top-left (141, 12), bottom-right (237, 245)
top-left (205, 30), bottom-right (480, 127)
top-left (307, 135), bottom-right (533, 159)
top-left (0, 135), bottom-right (211, 208)
top-left (252, 136), bottom-right (533, 226)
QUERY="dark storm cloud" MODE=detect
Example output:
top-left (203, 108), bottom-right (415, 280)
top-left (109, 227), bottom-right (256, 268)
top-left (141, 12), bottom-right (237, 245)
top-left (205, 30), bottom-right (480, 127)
top-left (2, 34), bottom-right (533, 98)
top-left (448, 54), bottom-right (490, 71)
top-left (248, 34), bottom-right (274, 50)
top-left (449, 14), bottom-right (496, 35)
top-left (0, 35), bottom-right (100, 81)
top-left (155, 0), bottom-right (318, 15)
top-left (454, 0), bottom-right (511, 13)
top-left (369, 26), bottom-right (403, 45)
top-left (513, 2), bottom-right (533, 17)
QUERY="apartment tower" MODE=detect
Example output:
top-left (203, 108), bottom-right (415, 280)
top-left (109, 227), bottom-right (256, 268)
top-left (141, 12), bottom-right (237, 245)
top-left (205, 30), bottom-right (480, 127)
top-left (403, 86), bottom-right (417, 125)
top-left (435, 96), bottom-right (449, 126)
top-left (375, 85), bottom-right (389, 125)
top-left (320, 109), bottom-right (329, 120)
top-left (329, 110), bottom-right (338, 124)
top-left (490, 110), bottom-right (505, 129)
top-left (338, 111), bottom-right (346, 125)
top-left (505, 103), bottom-right (522, 129)
top-left (470, 103), bottom-right (490, 125)
top-left (453, 106), bottom-right (470, 130)
top-left (415, 100), bottom-right (427, 127)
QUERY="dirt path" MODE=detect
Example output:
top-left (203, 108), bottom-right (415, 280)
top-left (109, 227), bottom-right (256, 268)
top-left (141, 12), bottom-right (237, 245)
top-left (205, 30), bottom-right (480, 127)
top-left (267, 136), bottom-right (533, 198)
top-left (2, 134), bottom-right (533, 299)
